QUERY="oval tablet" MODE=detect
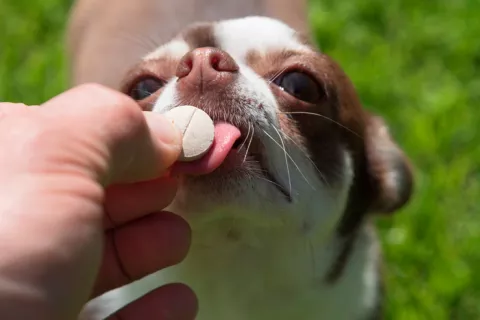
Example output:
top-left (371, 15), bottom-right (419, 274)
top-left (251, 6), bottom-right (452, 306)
top-left (165, 105), bottom-right (214, 162)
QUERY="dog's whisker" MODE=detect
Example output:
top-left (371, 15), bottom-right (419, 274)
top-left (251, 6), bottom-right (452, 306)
top-left (237, 123), bottom-right (251, 153)
top-left (267, 66), bottom-right (290, 84)
top-left (263, 129), bottom-right (315, 191)
top-left (280, 111), bottom-right (362, 139)
top-left (273, 126), bottom-right (311, 194)
top-left (282, 131), bottom-right (330, 188)
top-left (132, 88), bottom-right (164, 105)
top-left (271, 126), bottom-right (292, 196)
top-left (131, 88), bottom-right (162, 98)
top-left (115, 33), bottom-right (159, 52)
top-left (243, 125), bottom-right (255, 163)
top-left (251, 173), bottom-right (285, 190)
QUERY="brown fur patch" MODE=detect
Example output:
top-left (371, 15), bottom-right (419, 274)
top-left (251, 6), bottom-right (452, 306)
top-left (243, 47), bottom-right (413, 288)
top-left (246, 48), bottom-right (364, 185)
top-left (120, 57), bottom-right (179, 111)
top-left (182, 22), bottom-right (217, 49)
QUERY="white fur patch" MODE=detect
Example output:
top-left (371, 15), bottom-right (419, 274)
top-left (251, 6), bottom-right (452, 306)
top-left (214, 16), bottom-right (310, 63)
top-left (151, 77), bottom-right (179, 111)
top-left (144, 38), bottom-right (190, 60)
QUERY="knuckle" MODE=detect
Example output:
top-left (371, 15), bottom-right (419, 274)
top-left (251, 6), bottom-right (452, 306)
top-left (114, 97), bottom-right (143, 121)
top-left (0, 102), bottom-right (28, 109)
top-left (23, 118), bottom-right (59, 146)
top-left (76, 82), bottom-right (112, 97)
top-left (77, 83), bottom-right (138, 113)
top-left (77, 83), bottom-right (145, 129)
top-left (107, 99), bottom-right (146, 133)
top-left (4, 116), bottom-right (57, 158)
top-left (0, 103), bottom-right (30, 117)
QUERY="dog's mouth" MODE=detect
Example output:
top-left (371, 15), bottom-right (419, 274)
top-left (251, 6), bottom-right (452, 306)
top-left (171, 117), bottom-right (292, 202)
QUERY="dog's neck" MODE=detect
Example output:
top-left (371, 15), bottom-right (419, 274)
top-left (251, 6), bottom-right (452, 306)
top-left (150, 218), bottom-right (381, 320)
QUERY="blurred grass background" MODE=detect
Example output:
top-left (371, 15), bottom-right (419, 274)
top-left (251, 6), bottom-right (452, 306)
top-left (0, 0), bottom-right (479, 319)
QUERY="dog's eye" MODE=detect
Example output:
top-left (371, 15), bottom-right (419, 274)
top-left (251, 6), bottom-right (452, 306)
top-left (274, 71), bottom-right (321, 103)
top-left (129, 77), bottom-right (165, 100)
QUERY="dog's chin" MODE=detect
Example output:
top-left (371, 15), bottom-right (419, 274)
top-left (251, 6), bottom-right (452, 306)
top-left (170, 148), bottom-right (289, 220)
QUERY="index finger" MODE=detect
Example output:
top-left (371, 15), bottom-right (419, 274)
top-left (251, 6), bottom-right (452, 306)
top-left (92, 211), bottom-right (191, 297)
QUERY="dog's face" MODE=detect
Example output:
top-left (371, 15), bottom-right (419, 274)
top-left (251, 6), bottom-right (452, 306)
top-left (121, 16), bottom-right (413, 239)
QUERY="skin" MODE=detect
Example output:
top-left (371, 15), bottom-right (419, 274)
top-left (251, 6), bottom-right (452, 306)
top-left (0, 84), bottom-right (197, 320)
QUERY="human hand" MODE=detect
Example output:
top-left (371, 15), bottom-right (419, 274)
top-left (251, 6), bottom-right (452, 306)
top-left (0, 84), bottom-right (197, 320)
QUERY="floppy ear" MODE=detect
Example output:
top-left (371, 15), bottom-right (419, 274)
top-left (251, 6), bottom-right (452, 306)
top-left (363, 114), bottom-right (414, 214)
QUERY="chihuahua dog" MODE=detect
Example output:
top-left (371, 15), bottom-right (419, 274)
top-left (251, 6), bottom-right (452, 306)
top-left (68, 1), bottom-right (413, 319)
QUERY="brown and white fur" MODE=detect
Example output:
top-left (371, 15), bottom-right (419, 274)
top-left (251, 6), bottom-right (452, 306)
top-left (68, 2), bottom-right (413, 320)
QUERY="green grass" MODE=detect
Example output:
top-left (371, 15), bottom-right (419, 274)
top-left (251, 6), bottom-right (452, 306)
top-left (1, 0), bottom-right (479, 319)
top-left (309, 1), bottom-right (480, 319)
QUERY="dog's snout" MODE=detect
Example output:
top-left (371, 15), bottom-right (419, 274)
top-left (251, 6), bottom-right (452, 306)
top-left (176, 47), bottom-right (238, 89)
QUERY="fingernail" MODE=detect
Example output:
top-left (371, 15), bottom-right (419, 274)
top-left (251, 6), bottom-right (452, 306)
top-left (145, 112), bottom-right (182, 147)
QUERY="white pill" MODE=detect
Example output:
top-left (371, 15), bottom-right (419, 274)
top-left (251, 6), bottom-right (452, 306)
top-left (165, 105), bottom-right (214, 162)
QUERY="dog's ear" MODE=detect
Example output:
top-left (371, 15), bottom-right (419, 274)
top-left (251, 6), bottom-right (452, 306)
top-left (363, 113), bottom-right (414, 214)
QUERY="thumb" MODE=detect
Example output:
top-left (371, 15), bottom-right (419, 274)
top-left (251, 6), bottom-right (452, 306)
top-left (41, 83), bottom-right (182, 185)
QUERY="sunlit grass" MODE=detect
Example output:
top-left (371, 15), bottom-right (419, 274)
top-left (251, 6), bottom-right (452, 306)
top-left (1, 0), bottom-right (478, 318)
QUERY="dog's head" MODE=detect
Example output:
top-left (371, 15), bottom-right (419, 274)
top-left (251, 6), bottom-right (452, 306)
top-left (120, 16), bottom-right (413, 239)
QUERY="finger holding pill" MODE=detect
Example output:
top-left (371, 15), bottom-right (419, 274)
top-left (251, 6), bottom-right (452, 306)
top-left (164, 105), bottom-right (215, 162)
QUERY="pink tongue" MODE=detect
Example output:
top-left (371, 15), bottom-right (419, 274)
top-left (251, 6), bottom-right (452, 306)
top-left (171, 122), bottom-right (241, 176)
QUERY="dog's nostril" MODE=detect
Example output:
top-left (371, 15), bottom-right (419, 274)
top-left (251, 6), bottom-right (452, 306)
top-left (186, 57), bottom-right (193, 69)
top-left (176, 54), bottom-right (194, 79)
top-left (176, 48), bottom-right (239, 84)
top-left (210, 50), bottom-right (239, 73)
top-left (211, 56), bottom-right (220, 70)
